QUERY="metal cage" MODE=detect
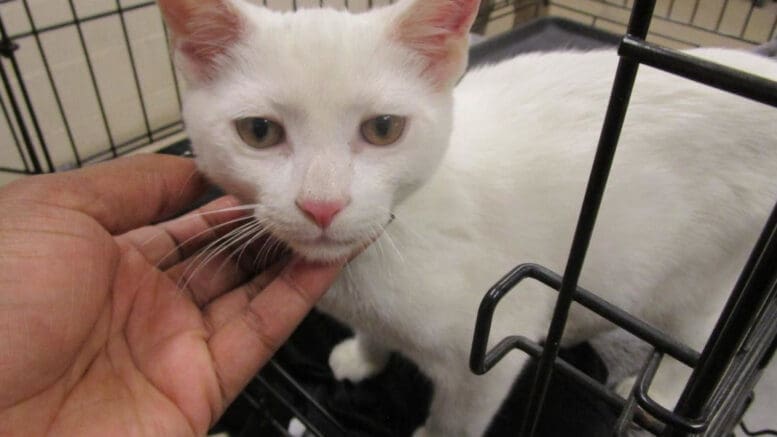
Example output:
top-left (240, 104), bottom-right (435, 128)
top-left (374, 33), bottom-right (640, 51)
top-left (470, 1), bottom-right (777, 436)
top-left (1, 0), bottom-right (777, 436)
top-left (1, 0), bottom-right (775, 175)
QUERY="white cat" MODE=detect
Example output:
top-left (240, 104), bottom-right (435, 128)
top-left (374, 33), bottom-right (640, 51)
top-left (158, 0), bottom-right (777, 435)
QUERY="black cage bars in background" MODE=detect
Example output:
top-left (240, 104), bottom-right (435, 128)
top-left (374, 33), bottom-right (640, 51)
top-left (1, 0), bottom-right (775, 176)
top-left (0, 0), bottom-right (185, 174)
top-left (470, 0), bottom-right (777, 436)
top-left (0, 0), bottom-right (418, 176)
top-left (548, 0), bottom-right (777, 49)
top-left (0, 0), bottom-right (776, 436)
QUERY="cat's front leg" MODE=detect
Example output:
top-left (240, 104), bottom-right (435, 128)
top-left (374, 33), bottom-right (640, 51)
top-left (414, 358), bottom-right (520, 437)
top-left (329, 332), bottom-right (391, 382)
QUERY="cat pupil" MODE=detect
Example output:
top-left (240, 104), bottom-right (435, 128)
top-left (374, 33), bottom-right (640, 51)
top-left (375, 116), bottom-right (391, 137)
top-left (252, 119), bottom-right (269, 139)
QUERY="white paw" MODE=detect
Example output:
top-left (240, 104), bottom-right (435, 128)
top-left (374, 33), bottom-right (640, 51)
top-left (616, 375), bottom-right (677, 410)
top-left (328, 337), bottom-right (387, 382)
top-left (412, 426), bottom-right (431, 437)
top-left (616, 376), bottom-right (637, 399)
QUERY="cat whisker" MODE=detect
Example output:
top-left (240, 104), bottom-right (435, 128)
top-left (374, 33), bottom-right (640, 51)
top-left (343, 262), bottom-right (356, 296)
top-left (371, 224), bottom-right (387, 261)
top-left (381, 226), bottom-right (407, 266)
top-left (178, 225), bottom-right (249, 290)
top-left (243, 224), bottom-right (284, 272)
top-left (181, 216), bottom-right (268, 270)
top-left (139, 203), bottom-right (259, 248)
top-left (196, 221), bottom-right (263, 272)
top-left (380, 212), bottom-right (428, 253)
top-left (255, 224), bottom-right (277, 268)
top-left (152, 215), bottom-right (255, 270)
top-left (211, 222), bottom-right (270, 278)
top-left (178, 220), bottom-right (263, 291)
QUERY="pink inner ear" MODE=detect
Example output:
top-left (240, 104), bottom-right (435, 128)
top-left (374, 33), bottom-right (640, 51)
top-left (428, 0), bottom-right (480, 36)
top-left (397, 0), bottom-right (480, 89)
top-left (179, 5), bottom-right (243, 66)
top-left (159, 0), bottom-right (244, 80)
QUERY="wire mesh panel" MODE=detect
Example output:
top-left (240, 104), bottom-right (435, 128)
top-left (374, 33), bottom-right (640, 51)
top-left (1, 0), bottom-right (775, 434)
top-left (0, 0), bottom-right (184, 173)
top-left (544, 0), bottom-right (777, 48)
top-left (470, 1), bottom-right (777, 435)
top-left (0, 0), bottom-right (405, 175)
top-left (2, 0), bottom-right (775, 175)
top-left (474, 0), bottom-right (777, 49)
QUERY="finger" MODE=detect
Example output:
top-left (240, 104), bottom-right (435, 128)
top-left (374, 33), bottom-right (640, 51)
top-left (166, 232), bottom-right (285, 307)
top-left (169, 249), bottom-right (251, 308)
top-left (202, 259), bottom-right (289, 332)
top-left (1, 154), bottom-right (208, 234)
top-left (207, 258), bottom-right (343, 404)
top-left (118, 195), bottom-right (250, 270)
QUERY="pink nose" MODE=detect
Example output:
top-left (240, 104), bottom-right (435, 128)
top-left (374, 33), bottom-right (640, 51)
top-left (297, 199), bottom-right (348, 229)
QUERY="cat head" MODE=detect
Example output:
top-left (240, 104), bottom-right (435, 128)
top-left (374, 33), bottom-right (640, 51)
top-left (160, 0), bottom-right (480, 262)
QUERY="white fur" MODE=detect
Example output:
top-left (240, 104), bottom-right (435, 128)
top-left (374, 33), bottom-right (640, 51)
top-left (329, 335), bottom-right (390, 382)
top-left (173, 0), bottom-right (777, 435)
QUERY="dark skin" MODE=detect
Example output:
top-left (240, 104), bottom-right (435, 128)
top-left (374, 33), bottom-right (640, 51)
top-left (0, 155), bottom-right (344, 436)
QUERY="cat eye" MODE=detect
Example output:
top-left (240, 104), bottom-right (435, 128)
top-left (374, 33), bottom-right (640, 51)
top-left (235, 117), bottom-right (285, 149)
top-left (361, 115), bottom-right (406, 146)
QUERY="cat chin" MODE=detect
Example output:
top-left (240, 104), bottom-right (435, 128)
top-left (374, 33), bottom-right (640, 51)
top-left (286, 240), bottom-right (361, 264)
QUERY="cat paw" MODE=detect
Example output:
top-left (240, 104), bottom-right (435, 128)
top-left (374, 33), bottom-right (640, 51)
top-left (615, 376), bottom-right (638, 399)
top-left (615, 376), bottom-right (677, 410)
top-left (329, 337), bottom-right (388, 382)
top-left (412, 426), bottom-right (431, 437)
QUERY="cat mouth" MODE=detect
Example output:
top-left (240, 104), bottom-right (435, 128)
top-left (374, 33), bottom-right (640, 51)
top-left (272, 215), bottom-right (395, 262)
top-left (305, 235), bottom-right (362, 245)
top-left (284, 234), bottom-right (367, 262)
top-left (290, 234), bottom-right (367, 251)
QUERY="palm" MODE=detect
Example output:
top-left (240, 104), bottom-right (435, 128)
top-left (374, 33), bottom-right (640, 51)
top-left (0, 156), bottom-right (342, 436)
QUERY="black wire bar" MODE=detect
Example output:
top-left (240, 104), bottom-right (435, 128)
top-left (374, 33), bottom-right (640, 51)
top-left (114, 0), bottom-right (153, 144)
top-left (470, 0), bottom-right (777, 435)
top-left (470, 264), bottom-right (700, 374)
top-left (250, 377), bottom-right (327, 437)
top-left (0, 12), bottom-right (48, 173)
top-left (65, 0), bottom-right (117, 159)
top-left (552, 0), bottom-right (777, 49)
top-left (613, 348), bottom-right (667, 435)
top-left (247, 359), bottom-right (348, 437)
top-left (468, 263), bottom-right (693, 435)
top-left (0, 69), bottom-right (28, 172)
top-left (246, 359), bottom-right (348, 437)
top-left (78, 120), bottom-right (184, 166)
top-left (19, 0), bottom-right (81, 167)
top-left (0, 47), bottom-right (35, 173)
top-left (0, 0), bottom-right (197, 174)
top-left (664, 201), bottom-right (777, 436)
top-left (514, 1), bottom-right (656, 435)
top-left (264, 360), bottom-right (346, 434)
top-left (619, 36), bottom-right (777, 108)
top-left (6, 1), bottom-right (157, 40)
top-left (704, 296), bottom-right (777, 436)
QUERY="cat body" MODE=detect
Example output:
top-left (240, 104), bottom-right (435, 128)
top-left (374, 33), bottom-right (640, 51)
top-left (321, 48), bottom-right (777, 436)
top-left (157, 0), bottom-right (777, 434)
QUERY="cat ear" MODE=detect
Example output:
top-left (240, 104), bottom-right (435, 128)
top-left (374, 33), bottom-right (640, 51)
top-left (158, 0), bottom-right (246, 81)
top-left (393, 0), bottom-right (480, 90)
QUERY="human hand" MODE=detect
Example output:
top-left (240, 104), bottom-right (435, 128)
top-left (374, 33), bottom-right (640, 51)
top-left (0, 155), bottom-right (343, 436)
